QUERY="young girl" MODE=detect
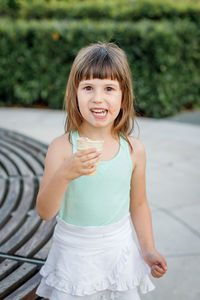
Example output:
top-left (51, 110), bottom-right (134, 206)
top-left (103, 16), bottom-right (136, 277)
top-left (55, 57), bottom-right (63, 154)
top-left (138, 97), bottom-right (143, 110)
top-left (36, 42), bottom-right (167, 300)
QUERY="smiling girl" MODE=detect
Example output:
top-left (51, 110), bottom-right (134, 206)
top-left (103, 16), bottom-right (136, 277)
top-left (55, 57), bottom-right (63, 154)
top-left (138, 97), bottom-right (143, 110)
top-left (36, 42), bottom-right (167, 300)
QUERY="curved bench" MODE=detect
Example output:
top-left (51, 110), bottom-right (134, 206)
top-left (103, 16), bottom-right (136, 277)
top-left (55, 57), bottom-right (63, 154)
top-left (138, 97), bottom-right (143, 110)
top-left (0, 128), bottom-right (56, 299)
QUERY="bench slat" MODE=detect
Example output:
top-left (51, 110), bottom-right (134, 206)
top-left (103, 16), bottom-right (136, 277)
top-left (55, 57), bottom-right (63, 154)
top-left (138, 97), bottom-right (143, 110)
top-left (0, 178), bottom-right (21, 228)
top-left (0, 140), bottom-right (44, 175)
top-left (0, 177), bottom-right (35, 245)
top-left (1, 131), bottom-right (47, 168)
top-left (0, 262), bottom-right (38, 299)
top-left (0, 178), bottom-right (7, 206)
top-left (0, 163), bottom-right (7, 178)
top-left (34, 239), bottom-right (53, 260)
top-left (0, 128), bottom-right (54, 299)
top-left (0, 153), bottom-right (18, 176)
top-left (0, 141), bottom-right (34, 177)
top-left (1, 136), bottom-right (47, 164)
top-left (16, 217), bottom-right (56, 258)
top-left (0, 259), bottom-right (19, 280)
top-left (1, 128), bottom-right (48, 152)
top-left (0, 211), bottom-right (41, 254)
top-left (3, 272), bottom-right (42, 300)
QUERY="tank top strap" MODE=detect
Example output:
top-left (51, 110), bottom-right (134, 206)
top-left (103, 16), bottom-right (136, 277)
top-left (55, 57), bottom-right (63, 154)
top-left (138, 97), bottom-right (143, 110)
top-left (119, 133), bottom-right (133, 173)
top-left (70, 130), bottom-right (78, 154)
top-left (120, 134), bottom-right (129, 154)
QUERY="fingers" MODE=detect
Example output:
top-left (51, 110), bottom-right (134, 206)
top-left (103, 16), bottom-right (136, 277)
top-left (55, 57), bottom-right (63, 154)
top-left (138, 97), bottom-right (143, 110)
top-left (155, 255), bottom-right (168, 272)
top-left (160, 258), bottom-right (168, 271)
top-left (77, 149), bottom-right (101, 163)
top-left (82, 157), bottom-right (99, 168)
top-left (75, 149), bottom-right (101, 175)
top-left (142, 249), bottom-right (168, 279)
top-left (151, 264), bottom-right (167, 278)
top-left (85, 164), bottom-right (98, 175)
top-left (81, 152), bottom-right (101, 163)
top-left (151, 268), bottom-right (162, 278)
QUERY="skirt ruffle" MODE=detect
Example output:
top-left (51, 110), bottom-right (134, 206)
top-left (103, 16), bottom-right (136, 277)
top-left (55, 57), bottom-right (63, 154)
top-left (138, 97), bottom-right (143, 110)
top-left (36, 236), bottom-right (155, 298)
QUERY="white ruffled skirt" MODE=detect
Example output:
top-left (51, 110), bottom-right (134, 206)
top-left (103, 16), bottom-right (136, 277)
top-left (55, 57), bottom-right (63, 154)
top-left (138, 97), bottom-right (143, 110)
top-left (36, 213), bottom-right (155, 299)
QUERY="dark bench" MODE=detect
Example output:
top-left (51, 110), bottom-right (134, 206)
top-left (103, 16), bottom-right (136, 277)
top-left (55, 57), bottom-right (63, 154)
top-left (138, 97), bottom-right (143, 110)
top-left (0, 128), bottom-right (56, 299)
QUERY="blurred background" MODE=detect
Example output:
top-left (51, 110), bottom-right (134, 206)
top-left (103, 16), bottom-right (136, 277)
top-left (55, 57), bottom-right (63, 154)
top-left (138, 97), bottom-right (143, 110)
top-left (0, 0), bottom-right (200, 299)
top-left (0, 0), bottom-right (200, 118)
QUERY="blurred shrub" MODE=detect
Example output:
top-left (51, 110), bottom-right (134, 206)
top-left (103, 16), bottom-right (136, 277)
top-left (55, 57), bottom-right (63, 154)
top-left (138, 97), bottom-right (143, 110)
top-left (0, 0), bottom-right (200, 22)
top-left (0, 18), bottom-right (199, 117)
top-left (0, 0), bottom-right (20, 17)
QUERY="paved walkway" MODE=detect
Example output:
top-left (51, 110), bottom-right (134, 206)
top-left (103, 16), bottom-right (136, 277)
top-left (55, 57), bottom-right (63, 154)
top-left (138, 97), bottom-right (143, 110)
top-left (0, 107), bottom-right (199, 300)
top-left (166, 108), bottom-right (200, 126)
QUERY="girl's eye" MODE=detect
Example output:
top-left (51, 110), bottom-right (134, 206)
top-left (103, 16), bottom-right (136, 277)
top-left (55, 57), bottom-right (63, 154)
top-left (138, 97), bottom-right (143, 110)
top-left (84, 86), bottom-right (92, 91)
top-left (106, 87), bottom-right (114, 91)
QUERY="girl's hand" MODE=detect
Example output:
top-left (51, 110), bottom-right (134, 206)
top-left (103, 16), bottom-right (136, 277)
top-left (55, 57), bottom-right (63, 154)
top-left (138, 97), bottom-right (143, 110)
top-left (61, 148), bottom-right (101, 182)
top-left (142, 248), bottom-right (168, 278)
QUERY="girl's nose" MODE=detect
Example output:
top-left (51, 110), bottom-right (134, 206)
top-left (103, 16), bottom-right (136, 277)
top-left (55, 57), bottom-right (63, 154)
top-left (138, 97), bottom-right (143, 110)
top-left (92, 90), bottom-right (103, 103)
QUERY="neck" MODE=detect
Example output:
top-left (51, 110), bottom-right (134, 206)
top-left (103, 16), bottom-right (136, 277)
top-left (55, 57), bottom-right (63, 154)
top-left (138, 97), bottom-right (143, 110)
top-left (78, 125), bottom-right (118, 141)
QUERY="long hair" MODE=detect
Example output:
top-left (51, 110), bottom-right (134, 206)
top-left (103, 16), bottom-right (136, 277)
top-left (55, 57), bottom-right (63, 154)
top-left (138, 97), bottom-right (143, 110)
top-left (63, 42), bottom-right (136, 150)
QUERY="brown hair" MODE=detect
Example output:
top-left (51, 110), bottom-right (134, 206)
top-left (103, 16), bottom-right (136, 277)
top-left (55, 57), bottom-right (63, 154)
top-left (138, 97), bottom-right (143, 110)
top-left (63, 42), bottom-right (136, 150)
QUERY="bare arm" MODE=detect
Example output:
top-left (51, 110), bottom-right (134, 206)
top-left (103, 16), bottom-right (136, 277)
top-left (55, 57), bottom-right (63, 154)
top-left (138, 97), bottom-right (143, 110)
top-left (36, 134), bottom-right (101, 220)
top-left (129, 137), bottom-right (167, 278)
top-left (129, 138), bottom-right (155, 253)
top-left (36, 136), bottom-right (69, 220)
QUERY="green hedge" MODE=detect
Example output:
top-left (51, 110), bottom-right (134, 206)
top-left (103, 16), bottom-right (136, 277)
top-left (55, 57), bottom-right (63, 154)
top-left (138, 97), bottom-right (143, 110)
top-left (0, 18), bottom-right (200, 118)
top-left (1, 0), bottom-right (200, 22)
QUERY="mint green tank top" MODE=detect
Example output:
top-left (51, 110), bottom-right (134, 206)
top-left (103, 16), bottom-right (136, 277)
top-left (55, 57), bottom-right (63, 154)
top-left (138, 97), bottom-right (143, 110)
top-left (59, 131), bottom-right (133, 226)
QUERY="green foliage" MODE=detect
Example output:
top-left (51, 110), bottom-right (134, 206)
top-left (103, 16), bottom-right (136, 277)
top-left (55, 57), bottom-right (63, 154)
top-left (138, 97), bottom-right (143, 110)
top-left (0, 18), bottom-right (199, 117)
top-left (1, 0), bottom-right (200, 22)
top-left (0, 0), bottom-right (20, 17)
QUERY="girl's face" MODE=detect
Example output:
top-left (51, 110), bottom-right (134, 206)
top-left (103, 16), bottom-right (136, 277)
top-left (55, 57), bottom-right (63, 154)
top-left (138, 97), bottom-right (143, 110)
top-left (77, 78), bottom-right (122, 131)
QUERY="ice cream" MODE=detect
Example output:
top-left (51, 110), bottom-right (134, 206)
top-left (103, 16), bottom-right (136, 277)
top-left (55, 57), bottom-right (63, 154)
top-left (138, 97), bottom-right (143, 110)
top-left (76, 137), bottom-right (104, 175)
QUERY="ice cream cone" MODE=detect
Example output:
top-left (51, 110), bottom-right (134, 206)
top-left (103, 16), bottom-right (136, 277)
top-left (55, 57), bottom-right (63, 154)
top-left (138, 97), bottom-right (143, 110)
top-left (76, 137), bottom-right (104, 175)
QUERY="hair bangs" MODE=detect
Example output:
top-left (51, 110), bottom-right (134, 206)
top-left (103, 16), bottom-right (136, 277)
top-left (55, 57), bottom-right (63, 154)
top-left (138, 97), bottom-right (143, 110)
top-left (75, 48), bottom-right (123, 86)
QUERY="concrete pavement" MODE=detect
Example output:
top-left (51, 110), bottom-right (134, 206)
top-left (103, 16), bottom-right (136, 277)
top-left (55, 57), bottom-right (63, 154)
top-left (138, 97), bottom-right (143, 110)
top-left (166, 108), bottom-right (200, 126)
top-left (0, 107), bottom-right (199, 300)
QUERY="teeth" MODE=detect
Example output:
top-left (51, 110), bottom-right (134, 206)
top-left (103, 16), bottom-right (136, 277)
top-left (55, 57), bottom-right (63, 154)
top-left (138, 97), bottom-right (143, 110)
top-left (91, 109), bottom-right (107, 115)
top-left (92, 110), bottom-right (106, 113)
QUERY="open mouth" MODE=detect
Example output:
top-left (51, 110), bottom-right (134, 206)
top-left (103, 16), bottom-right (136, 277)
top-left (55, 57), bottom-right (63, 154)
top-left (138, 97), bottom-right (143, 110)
top-left (90, 109), bottom-right (108, 118)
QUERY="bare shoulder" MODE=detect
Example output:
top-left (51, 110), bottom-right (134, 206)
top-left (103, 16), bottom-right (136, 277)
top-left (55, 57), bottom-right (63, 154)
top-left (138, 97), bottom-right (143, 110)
top-left (127, 136), bottom-right (146, 153)
top-left (38, 133), bottom-right (72, 193)
top-left (127, 136), bottom-right (146, 168)
top-left (48, 132), bottom-right (72, 160)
